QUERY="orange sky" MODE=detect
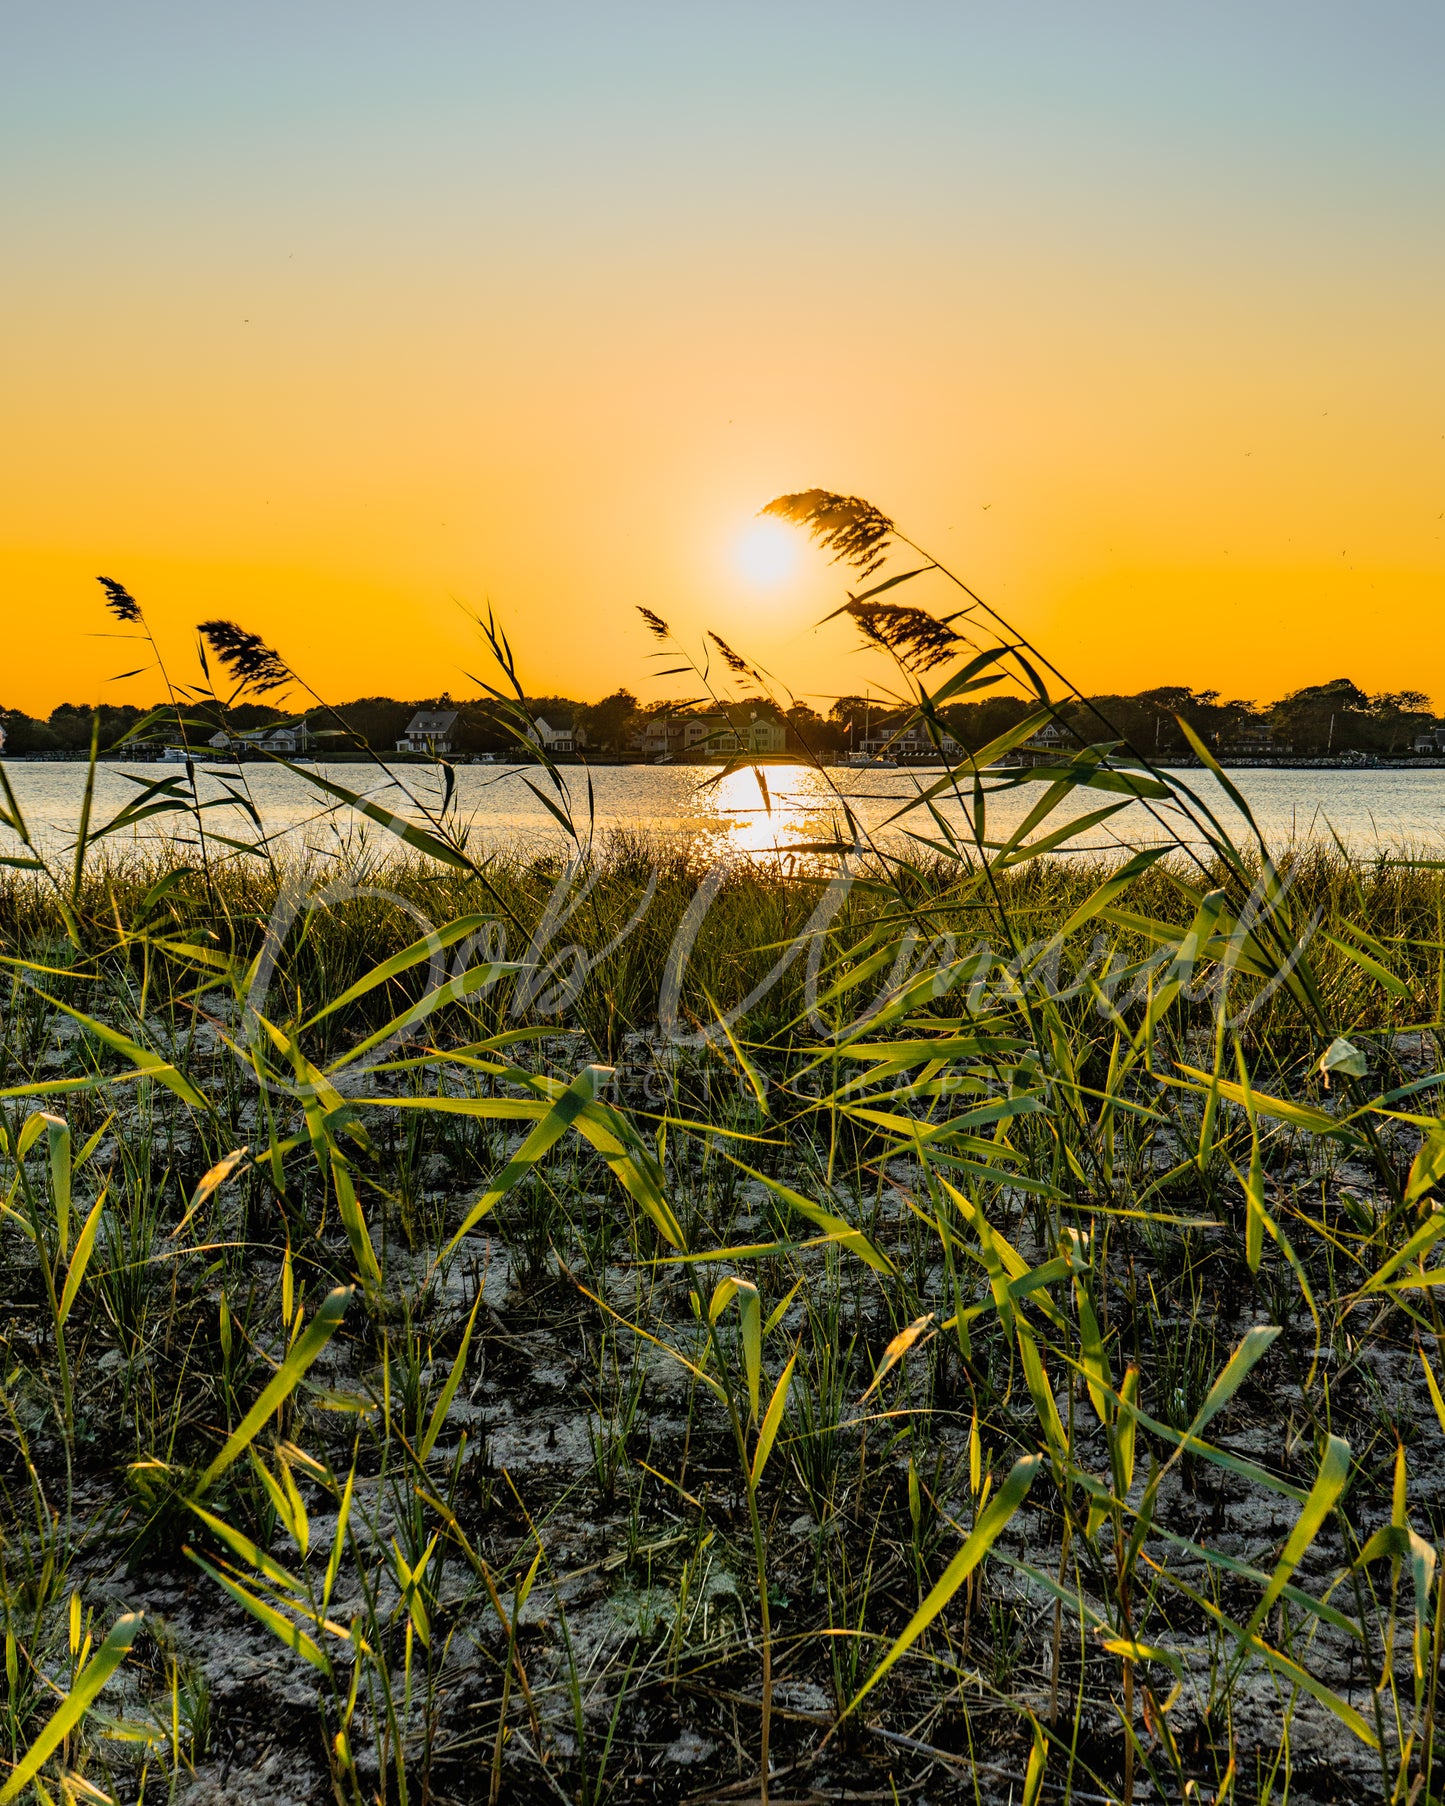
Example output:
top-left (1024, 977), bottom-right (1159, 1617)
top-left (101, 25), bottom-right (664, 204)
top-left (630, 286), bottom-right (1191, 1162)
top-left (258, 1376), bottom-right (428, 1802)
top-left (3, 3), bottom-right (1442, 717)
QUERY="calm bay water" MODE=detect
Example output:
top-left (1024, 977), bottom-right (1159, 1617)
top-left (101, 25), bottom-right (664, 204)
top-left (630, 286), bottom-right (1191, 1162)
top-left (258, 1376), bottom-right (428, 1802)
top-left (5, 759), bottom-right (1445, 867)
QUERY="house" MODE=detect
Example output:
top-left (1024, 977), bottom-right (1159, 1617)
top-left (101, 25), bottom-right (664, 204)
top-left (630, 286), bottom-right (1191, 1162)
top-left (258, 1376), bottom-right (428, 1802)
top-left (625, 708), bottom-right (787, 760)
top-left (743, 713), bottom-right (788, 755)
top-left (629, 714), bottom-right (685, 758)
top-left (395, 709), bottom-right (460, 755)
top-left (679, 711), bottom-right (789, 757)
top-left (1022, 720), bottom-right (1070, 753)
top-left (682, 713), bottom-right (739, 754)
top-left (860, 714), bottom-right (962, 762)
top-left (1412, 725), bottom-right (1445, 755)
top-left (1217, 721), bottom-right (1290, 757)
top-left (526, 711), bottom-right (585, 755)
top-left (208, 718), bottom-right (316, 757)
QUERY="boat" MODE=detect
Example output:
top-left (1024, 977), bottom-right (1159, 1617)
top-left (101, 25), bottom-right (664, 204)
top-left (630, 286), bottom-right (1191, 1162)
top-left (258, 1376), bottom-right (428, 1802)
top-left (845, 692), bottom-right (898, 768)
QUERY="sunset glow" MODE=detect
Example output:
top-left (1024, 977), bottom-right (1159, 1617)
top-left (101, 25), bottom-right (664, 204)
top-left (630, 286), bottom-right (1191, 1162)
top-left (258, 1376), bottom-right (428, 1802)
top-left (733, 520), bottom-right (800, 590)
top-left (2, 5), bottom-right (1442, 714)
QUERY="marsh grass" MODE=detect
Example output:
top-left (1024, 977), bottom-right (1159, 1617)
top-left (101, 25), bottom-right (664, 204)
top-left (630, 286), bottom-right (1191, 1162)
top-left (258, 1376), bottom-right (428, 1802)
top-left (5, 501), bottom-right (1445, 1801)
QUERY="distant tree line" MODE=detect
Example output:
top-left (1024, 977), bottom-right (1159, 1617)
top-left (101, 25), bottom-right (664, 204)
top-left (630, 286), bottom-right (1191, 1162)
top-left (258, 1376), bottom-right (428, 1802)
top-left (784, 681), bottom-right (1440, 760)
top-left (1, 678), bottom-right (1438, 759)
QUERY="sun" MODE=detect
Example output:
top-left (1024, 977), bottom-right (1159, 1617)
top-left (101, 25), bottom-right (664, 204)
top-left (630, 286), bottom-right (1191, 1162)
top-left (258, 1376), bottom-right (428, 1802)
top-left (733, 517), bottom-right (799, 587)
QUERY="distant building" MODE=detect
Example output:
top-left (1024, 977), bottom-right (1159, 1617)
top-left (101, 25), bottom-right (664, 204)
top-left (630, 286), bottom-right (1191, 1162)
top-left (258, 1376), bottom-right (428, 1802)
top-left (1021, 720), bottom-right (1070, 754)
top-left (682, 713), bottom-right (743, 754)
top-left (526, 711), bottom-right (585, 755)
top-left (743, 713), bottom-right (788, 755)
top-left (629, 714), bottom-right (685, 758)
top-left (861, 714), bottom-right (962, 761)
top-left (209, 719), bottom-right (316, 757)
top-left (1217, 721), bottom-right (1290, 757)
top-left (679, 711), bottom-right (788, 756)
top-left (396, 709), bottom-right (460, 755)
top-left (627, 708), bottom-right (787, 759)
top-left (1413, 725), bottom-right (1445, 754)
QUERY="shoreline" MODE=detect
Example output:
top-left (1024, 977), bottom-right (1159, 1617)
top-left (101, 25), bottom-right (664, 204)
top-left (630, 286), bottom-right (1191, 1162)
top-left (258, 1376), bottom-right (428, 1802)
top-left (8, 750), bottom-right (1445, 771)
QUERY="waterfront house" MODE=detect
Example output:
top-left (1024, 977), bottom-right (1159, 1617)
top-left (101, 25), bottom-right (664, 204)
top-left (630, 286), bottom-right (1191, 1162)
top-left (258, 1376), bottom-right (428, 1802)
top-left (860, 712), bottom-right (962, 762)
top-left (629, 714), bottom-right (685, 758)
top-left (682, 714), bottom-right (736, 753)
top-left (208, 718), bottom-right (316, 757)
top-left (743, 712), bottom-right (788, 755)
top-left (395, 709), bottom-right (460, 755)
top-left (526, 711), bottom-right (585, 755)
top-left (1022, 720), bottom-right (1069, 754)
top-left (1217, 721), bottom-right (1291, 757)
top-left (680, 710), bottom-right (788, 756)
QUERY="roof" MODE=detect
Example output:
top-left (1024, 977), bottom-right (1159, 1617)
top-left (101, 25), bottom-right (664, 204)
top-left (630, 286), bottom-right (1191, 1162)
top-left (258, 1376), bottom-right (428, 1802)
top-left (208, 718), bottom-right (310, 746)
top-left (534, 711), bottom-right (575, 730)
top-left (405, 710), bottom-right (459, 734)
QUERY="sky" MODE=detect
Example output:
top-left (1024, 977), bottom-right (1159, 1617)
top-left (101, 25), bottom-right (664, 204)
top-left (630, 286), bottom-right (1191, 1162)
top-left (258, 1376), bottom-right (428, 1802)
top-left (3, 1), bottom-right (1443, 717)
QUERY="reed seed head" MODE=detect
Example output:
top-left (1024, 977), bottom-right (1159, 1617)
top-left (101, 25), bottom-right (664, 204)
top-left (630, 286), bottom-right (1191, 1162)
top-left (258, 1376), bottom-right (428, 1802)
top-left (97, 576), bottom-right (144, 624)
top-left (761, 489), bottom-right (896, 580)
top-left (197, 619), bottom-right (293, 694)
top-left (845, 599), bottom-right (965, 673)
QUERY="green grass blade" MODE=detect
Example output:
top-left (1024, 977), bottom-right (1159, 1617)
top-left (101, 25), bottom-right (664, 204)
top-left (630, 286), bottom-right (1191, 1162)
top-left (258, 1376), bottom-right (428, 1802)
top-left (1193, 1325), bottom-right (1280, 1435)
top-left (300, 913), bottom-right (499, 1027)
top-left (751, 1349), bottom-right (796, 1484)
top-left (184, 1551), bottom-right (329, 1671)
top-left (30, 991), bottom-right (209, 1112)
top-left (45, 1114), bottom-right (71, 1254)
top-left (1241, 1433), bottom-right (1350, 1642)
top-left (187, 1502), bottom-right (302, 1594)
top-left (419, 1291), bottom-right (483, 1461)
top-left (58, 1190), bottom-right (105, 1327)
top-left (0, 1613), bottom-right (144, 1803)
top-left (199, 1286), bottom-right (352, 1490)
top-left (275, 762), bottom-right (475, 870)
top-left (844, 1452), bottom-right (1041, 1718)
top-left (443, 1065), bottom-right (606, 1254)
top-left (332, 1163), bottom-right (381, 1292)
top-left (725, 1159), bottom-right (893, 1274)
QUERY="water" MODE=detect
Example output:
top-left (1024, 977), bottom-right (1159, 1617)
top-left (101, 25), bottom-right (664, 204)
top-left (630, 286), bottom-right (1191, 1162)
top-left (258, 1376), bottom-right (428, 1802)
top-left (4, 758), bottom-right (1445, 868)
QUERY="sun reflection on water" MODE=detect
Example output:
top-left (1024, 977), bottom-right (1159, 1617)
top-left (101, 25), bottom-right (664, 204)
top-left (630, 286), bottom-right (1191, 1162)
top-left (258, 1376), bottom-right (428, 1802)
top-left (700, 764), bottom-right (836, 864)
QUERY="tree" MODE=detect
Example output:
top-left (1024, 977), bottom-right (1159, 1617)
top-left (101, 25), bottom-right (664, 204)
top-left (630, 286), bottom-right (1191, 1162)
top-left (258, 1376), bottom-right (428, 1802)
top-left (330, 696), bottom-right (414, 753)
top-left (578, 689), bottom-right (638, 752)
top-left (941, 693), bottom-right (1035, 752)
top-left (0, 709), bottom-right (59, 753)
top-left (828, 696), bottom-right (877, 747)
top-left (1268, 679), bottom-right (1373, 755)
top-left (1368, 690), bottom-right (1436, 756)
top-left (784, 702), bottom-right (840, 753)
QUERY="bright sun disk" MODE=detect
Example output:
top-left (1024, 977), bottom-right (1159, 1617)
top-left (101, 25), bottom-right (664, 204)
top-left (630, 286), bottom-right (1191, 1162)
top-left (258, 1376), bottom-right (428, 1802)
top-left (734, 518), bottom-right (799, 587)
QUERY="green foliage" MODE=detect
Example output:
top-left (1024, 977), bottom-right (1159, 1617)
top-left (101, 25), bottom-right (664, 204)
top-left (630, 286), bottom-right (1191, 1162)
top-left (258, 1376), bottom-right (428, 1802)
top-left (5, 523), bottom-right (1445, 1802)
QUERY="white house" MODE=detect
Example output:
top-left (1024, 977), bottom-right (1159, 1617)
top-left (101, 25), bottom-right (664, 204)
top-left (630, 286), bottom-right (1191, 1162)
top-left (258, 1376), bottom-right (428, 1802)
top-left (208, 719), bottom-right (316, 757)
top-left (396, 709), bottom-right (460, 755)
top-left (860, 715), bottom-right (962, 761)
top-left (526, 711), bottom-right (585, 755)
top-left (1023, 720), bottom-right (1069, 752)
top-left (637, 716), bottom-right (681, 757)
